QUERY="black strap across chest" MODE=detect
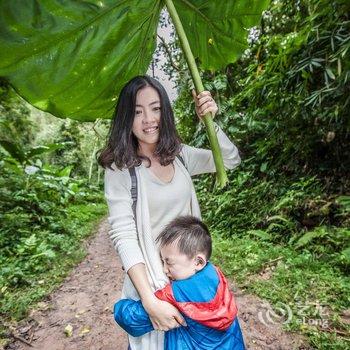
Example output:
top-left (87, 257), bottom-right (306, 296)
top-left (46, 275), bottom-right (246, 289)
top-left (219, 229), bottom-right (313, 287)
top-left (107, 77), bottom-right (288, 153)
top-left (128, 155), bottom-right (186, 219)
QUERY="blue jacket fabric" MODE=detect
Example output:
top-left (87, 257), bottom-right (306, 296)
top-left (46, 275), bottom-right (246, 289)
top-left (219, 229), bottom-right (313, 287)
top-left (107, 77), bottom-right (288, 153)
top-left (114, 262), bottom-right (245, 349)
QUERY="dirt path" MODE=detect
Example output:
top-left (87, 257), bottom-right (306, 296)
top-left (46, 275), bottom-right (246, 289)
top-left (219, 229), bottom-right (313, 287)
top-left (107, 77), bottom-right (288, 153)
top-left (6, 219), bottom-right (310, 350)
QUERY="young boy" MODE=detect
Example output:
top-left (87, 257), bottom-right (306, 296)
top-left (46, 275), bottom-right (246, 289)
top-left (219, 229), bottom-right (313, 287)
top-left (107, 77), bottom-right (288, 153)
top-left (114, 216), bottom-right (245, 350)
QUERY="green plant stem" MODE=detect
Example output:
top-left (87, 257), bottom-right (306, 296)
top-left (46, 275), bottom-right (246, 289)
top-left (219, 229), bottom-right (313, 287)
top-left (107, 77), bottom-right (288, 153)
top-left (164, 0), bottom-right (228, 187)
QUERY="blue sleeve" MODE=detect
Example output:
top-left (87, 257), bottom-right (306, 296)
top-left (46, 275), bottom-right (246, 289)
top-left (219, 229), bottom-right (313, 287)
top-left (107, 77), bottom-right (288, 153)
top-left (114, 299), bottom-right (154, 337)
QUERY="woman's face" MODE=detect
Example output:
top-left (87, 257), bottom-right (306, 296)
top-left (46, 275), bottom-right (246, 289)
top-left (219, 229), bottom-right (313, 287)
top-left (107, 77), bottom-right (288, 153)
top-left (132, 86), bottom-right (161, 149)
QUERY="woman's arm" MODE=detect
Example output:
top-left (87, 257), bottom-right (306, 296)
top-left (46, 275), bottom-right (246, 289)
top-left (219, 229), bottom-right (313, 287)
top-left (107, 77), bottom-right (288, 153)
top-left (128, 264), bottom-right (186, 331)
top-left (104, 167), bottom-right (145, 270)
top-left (181, 123), bottom-right (241, 176)
top-left (104, 168), bottom-right (185, 330)
top-left (180, 90), bottom-right (241, 176)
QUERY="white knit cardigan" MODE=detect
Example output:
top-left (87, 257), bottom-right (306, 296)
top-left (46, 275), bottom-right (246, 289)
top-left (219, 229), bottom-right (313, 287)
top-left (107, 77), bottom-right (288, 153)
top-left (104, 124), bottom-right (241, 350)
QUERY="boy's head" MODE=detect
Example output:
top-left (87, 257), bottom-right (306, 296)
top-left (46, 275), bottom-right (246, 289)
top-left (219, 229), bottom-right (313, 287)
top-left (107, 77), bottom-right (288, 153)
top-left (156, 216), bottom-right (212, 281)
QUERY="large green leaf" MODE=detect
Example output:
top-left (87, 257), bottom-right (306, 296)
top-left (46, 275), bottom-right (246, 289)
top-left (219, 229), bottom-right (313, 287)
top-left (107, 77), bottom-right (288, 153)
top-left (0, 0), bottom-right (268, 121)
top-left (173, 0), bottom-right (269, 70)
top-left (0, 139), bottom-right (26, 163)
top-left (0, 0), bottom-right (162, 121)
top-left (26, 143), bottom-right (65, 159)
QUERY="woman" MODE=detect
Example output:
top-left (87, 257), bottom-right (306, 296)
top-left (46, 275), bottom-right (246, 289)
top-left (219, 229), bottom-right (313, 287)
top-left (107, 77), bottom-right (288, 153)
top-left (98, 75), bottom-right (241, 350)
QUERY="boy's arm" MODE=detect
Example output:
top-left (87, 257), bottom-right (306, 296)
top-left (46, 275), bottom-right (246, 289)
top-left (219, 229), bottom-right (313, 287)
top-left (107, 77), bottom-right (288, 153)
top-left (114, 299), bottom-right (154, 337)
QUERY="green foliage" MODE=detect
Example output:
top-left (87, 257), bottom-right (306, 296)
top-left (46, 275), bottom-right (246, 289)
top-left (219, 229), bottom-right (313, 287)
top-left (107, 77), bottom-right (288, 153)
top-left (212, 230), bottom-right (350, 349)
top-left (194, 172), bottom-right (350, 279)
top-left (1, 138), bottom-right (65, 166)
top-left (0, 79), bottom-right (107, 333)
top-left (0, 202), bottom-right (106, 322)
top-left (50, 119), bottom-right (87, 177)
top-left (224, 0), bottom-right (350, 184)
top-left (0, 78), bottom-right (36, 145)
top-left (162, 0), bottom-right (350, 347)
top-left (0, 0), bottom-right (162, 121)
top-left (173, 0), bottom-right (349, 187)
top-left (47, 118), bottom-right (109, 179)
top-left (0, 0), bottom-right (268, 121)
top-left (0, 139), bottom-right (106, 324)
top-left (170, 0), bottom-right (270, 71)
top-left (170, 0), bottom-right (349, 250)
top-left (0, 160), bottom-right (104, 287)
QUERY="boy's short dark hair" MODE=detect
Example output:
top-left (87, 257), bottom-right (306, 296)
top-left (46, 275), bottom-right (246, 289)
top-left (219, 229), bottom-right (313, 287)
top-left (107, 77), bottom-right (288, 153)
top-left (156, 216), bottom-right (212, 260)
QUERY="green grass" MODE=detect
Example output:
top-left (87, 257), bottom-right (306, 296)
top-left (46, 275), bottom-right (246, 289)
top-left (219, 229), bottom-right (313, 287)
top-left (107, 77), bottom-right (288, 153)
top-left (212, 232), bottom-right (350, 349)
top-left (0, 201), bottom-right (107, 343)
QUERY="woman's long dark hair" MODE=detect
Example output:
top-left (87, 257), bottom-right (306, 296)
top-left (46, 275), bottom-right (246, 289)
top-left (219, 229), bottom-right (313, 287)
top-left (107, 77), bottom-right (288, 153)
top-left (98, 75), bottom-right (182, 170)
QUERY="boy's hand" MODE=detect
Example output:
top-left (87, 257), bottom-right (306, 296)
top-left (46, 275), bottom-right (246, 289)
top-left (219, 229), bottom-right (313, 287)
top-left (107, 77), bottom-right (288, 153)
top-left (143, 296), bottom-right (187, 331)
top-left (192, 90), bottom-right (218, 121)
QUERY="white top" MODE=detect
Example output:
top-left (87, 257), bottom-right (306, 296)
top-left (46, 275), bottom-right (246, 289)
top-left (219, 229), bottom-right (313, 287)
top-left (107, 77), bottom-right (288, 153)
top-left (104, 123), bottom-right (241, 350)
top-left (140, 161), bottom-right (192, 240)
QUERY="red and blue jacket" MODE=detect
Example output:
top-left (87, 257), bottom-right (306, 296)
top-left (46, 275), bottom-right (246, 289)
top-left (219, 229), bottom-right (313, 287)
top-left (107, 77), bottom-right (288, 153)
top-left (114, 262), bottom-right (245, 349)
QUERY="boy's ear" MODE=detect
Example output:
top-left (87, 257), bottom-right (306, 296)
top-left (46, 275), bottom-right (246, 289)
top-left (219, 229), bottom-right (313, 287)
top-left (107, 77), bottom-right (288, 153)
top-left (194, 253), bottom-right (207, 271)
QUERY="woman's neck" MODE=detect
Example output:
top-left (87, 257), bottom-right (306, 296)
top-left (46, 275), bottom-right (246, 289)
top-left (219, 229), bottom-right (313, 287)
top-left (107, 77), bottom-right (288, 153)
top-left (138, 141), bottom-right (156, 160)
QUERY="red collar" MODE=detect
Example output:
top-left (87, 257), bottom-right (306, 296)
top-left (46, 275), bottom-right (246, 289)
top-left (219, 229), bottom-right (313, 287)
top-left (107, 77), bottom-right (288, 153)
top-left (155, 266), bottom-right (237, 331)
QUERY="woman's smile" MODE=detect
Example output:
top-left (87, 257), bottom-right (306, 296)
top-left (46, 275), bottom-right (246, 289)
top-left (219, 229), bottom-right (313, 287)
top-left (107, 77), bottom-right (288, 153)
top-left (143, 125), bottom-right (159, 134)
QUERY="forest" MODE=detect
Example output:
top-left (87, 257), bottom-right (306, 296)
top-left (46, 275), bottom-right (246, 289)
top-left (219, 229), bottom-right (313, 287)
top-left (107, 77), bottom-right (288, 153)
top-left (0, 0), bottom-right (349, 349)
